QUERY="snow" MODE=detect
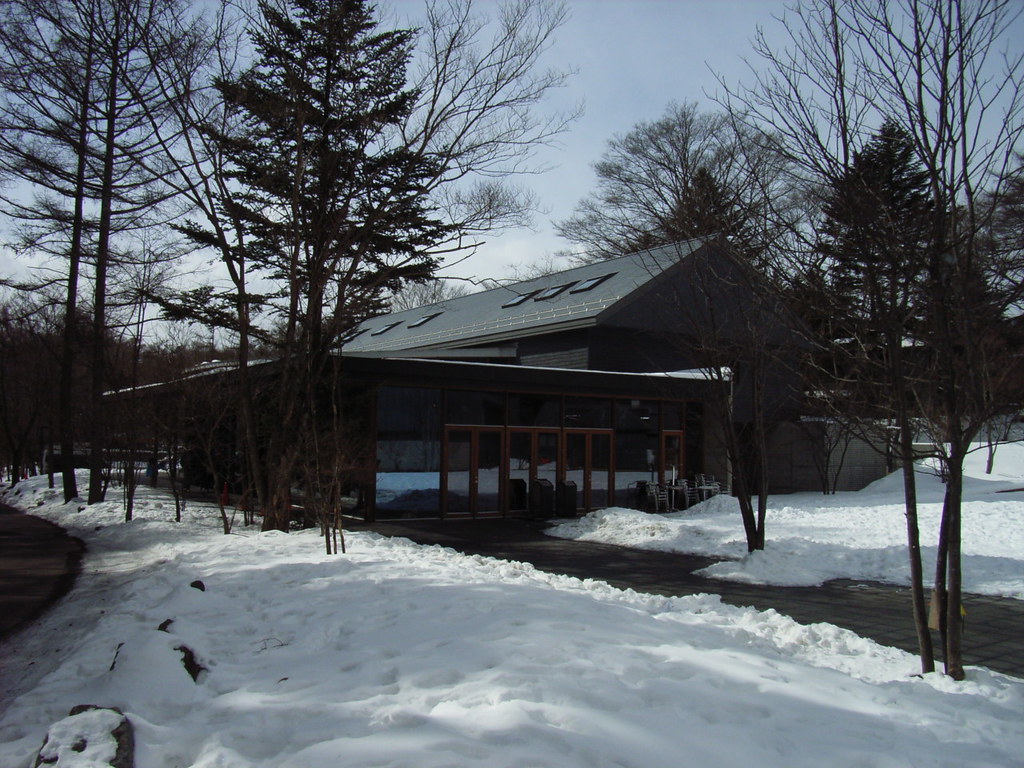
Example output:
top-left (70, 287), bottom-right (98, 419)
top-left (549, 443), bottom-right (1024, 600)
top-left (1, 454), bottom-right (1023, 768)
top-left (35, 707), bottom-right (124, 768)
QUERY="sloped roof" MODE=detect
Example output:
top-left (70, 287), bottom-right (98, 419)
top-left (343, 239), bottom-right (707, 353)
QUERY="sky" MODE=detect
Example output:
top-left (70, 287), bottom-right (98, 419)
top-left (4, 1), bottom-right (1018, 294)
top-left (419, 0), bottom-right (793, 282)
top-left (0, 0), bottom-right (789, 288)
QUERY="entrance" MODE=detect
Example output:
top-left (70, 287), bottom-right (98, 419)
top-left (507, 429), bottom-right (559, 516)
top-left (444, 428), bottom-right (503, 517)
top-left (565, 431), bottom-right (612, 512)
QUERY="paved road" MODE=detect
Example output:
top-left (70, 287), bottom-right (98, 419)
top-left (353, 518), bottom-right (1024, 678)
top-left (0, 501), bottom-right (84, 640)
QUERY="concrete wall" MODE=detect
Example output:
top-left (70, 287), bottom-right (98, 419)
top-left (766, 421), bottom-right (890, 493)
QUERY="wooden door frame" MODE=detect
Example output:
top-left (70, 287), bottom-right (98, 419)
top-left (442, 426), bottom-right (505, 518)
top-left (563, 428), bottom-right (614, 513)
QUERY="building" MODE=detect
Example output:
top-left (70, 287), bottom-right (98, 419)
top-left (342, 237), bottom-right (792, 520)
top-left (119, 237), bottom-right (888, 523)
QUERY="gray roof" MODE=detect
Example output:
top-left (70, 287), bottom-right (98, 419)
top-left (343, 239), bottom-right (707, 353)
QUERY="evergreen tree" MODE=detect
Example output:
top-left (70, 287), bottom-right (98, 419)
top-left (811, 119), bottom-right (938, 671)
top-left (218, 0), bottom-right (448, 350)
top-left (817, 119), bottom-right (933, 347)
top-left (210, 0), bottom-right (449, 531)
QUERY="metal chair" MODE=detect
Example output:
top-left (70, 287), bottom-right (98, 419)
top-left (695, 474), bottom-right (721, 501)
top-left (646, 483), bottom-right (669, 513)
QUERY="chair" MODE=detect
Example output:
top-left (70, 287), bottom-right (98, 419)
top-left (646, 483), bottom-right (669, 513)
top-left (694, 474), bottom-right (721, 501)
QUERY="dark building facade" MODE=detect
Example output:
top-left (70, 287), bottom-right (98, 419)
top-left (120, 238), bottom-right (887, 523)
top-left (341, 238), bottom-right (771, 520)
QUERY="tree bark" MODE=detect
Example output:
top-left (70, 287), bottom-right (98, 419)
top-left (87, 23), bottom-right (122, 505)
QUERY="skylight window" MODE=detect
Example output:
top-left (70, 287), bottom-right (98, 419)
top-left (570, 272), bottom-right (616, 293)
top-left (533, 282), bottom-right (577, 301)
top-left (408, 311), bottom-right (443, 328)
top-left (502, 290), bottom-right (539, 308)
top-left (346, 327), bottom-right (369, 341)
top-left (371, 320), bottom-right (403, 336)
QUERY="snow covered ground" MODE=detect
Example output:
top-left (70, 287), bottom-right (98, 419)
top-left (1, 456), bottom-right (1023, 767)
top-left (549, 443), bottom-right (1024, 600)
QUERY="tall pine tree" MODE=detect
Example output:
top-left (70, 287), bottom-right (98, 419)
top-left (817, 119), bottom-right (933, 346)
top-left (812, 119), bottom-right (937, 671)
top-left (213, 0), bottom-right (450, 531)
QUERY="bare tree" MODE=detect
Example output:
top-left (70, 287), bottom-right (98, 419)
top-left (0, 0), bottom-right (198, 502)
top-left (656, 241), bottom-right (802, 552)
top-left (405, 0), bottom-right (579, 261)
top-left (556, 102), bottom-right (796, 266)
top-left (725, 0), bottom-right (1024, 678)
top-left (556, 101), bottom-right (799, 551)
top-left (0, 296), bottom-right (62, 485)
top-left (389, 279), bottom-right (472, 311)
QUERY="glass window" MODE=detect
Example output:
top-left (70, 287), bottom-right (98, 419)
top-left (662, 401), bottom-right (687, 431)
top-left (371, 320), bottom-right (402, 336)
top-left (508, 393), bottom-right (561, 427)
top-left (345, 327), bottom-right (368, 342)
top-left (502, 290), bottom-right (539, 308)
top-left (375, 386), bottom-right (441, 518)
top-left (564, 397), bottom-right (611, 428)
top-left (569, 273), bottom-right (616, 293)
top-left (408, 312), bottom-right (442, 328)
top-left (615, 399), bottom-right (659, 430)
top-left (445, 389), bottom-right (505, 426)
top-left (534, 282), bottom-right (576, 301)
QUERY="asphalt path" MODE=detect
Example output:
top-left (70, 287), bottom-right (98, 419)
top-left (0, 500), bottom-right (84, 640)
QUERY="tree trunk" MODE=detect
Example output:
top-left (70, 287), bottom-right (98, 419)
top-left (898, 418), bottom-right (934, 673)
top-left (59, 39), bottom-right (96, 505)
top-left (943, 446), bottom-right (966, 680)
top-left (932, 486), bottom-right (951, 669)
top-left (87, 31), bottom-right (121, 505)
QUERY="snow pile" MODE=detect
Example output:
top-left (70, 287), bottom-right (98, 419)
top-left (1, 474), bottom-right (1022, 767)
top-left (548, 444), bottom-right (1024, 599)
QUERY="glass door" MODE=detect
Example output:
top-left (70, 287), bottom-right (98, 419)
top-left (445, 430), bottom-right (472, 515)
top-left (566, 431), bottom-right (613, 513)
top-left (444, 428), bottom-right (504, 517)
top-left (507, 431), bottom-right (533, 514)
top-left (506, 429), bottom-right (560, 517)
top-left (476, 430), bottom-right (502, 514)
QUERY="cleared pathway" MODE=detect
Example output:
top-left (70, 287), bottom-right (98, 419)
top-left (2, 502), bottom-right (1019, 678)
top-left (354, 518), bottom-right (1024, 678)
top-left (0, 501), bottom-right (84, 640)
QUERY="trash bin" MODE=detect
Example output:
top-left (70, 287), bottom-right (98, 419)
top-left (509, 478), bottom-right (528, 513)
top-left (529, 478), bottom-right (554, 518)
top-left (556, 479), bottom-right (578, 516)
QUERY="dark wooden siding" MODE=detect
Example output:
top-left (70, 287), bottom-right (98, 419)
top-left (517, 330), bottom-right (590, 369)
